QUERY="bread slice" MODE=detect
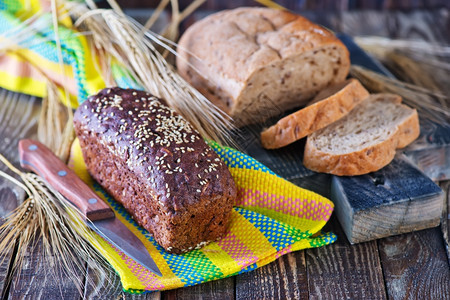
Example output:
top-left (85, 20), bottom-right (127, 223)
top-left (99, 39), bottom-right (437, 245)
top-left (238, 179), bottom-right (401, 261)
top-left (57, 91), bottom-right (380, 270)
top-left (260, 79), bottom-right (369, 149)
top-left (303, 94), bottom-right (420, 176)
top-left (176, 7), bottom-right (350, 126)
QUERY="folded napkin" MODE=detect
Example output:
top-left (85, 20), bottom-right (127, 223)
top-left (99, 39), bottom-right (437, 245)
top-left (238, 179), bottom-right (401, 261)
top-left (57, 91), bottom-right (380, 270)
top-left (69, 138), bottom-right (335, 292)
top-left (1, 0), bottom-right (336, 293)
top-left (0, 1), bottom-right (106, 105)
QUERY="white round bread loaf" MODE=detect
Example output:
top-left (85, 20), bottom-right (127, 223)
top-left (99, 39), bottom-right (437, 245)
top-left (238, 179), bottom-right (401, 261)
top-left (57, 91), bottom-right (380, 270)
top-left (303, 93), bottom-right (420, 176)
top-left (176, 7), bottom-right (350, 126)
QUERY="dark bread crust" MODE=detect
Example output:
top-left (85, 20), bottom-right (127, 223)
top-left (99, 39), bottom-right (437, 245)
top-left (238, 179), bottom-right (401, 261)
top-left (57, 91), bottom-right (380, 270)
top-left (74, 87), bottom-right (236, 253)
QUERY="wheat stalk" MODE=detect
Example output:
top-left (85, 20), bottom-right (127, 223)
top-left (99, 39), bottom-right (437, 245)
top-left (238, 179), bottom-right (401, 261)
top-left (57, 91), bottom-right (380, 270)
top-left (350, 65), bottom-right (450, 125)
top-left (0, 0), bottom-right (235, 295)
top-left (37, 79), bottom-right (75, 162)
top-left (0, 9), bottom-right (74, 159)
top-left (67, 1), bottom-right (235, 146)
top-left (48, 0), bottom-right (75, 161)
top-left (355, 36), bottom-right (450, 57)
top-left (0, 154), bottom-right (113, 295)
top-left (142, 0), bottom-right (206, 59)
top-left (143, 0), bottom-right (171, 31)
top-left (352, 36), bottom-right (450, 125)
top-left (355, 36), bottom-right (450, 95)
top-left (0, 6), bottom-right (108, 295)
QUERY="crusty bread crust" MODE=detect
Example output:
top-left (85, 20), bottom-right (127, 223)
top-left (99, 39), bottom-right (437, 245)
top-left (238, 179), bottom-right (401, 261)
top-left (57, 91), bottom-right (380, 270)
top-left (303, 94), bottom-right (420, 176)
top-left (260, 79), bottom-right (369, 149)
top-left (74, 88), bottom-right (236, 253)
top-left (177, 7), bottom-right (350, 126)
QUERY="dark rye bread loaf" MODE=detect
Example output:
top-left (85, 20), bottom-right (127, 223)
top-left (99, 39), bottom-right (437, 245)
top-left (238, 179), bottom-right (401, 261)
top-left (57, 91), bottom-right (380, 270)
top-left (74, 87), bottom-right (236, 254)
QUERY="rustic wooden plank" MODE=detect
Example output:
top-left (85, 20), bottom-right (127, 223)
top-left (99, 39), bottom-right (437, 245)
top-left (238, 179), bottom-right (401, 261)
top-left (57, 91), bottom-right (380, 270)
top-left (1, 9), bottom-right (447, 299)
top-left (117, 0), bottom-right (450, 11)
top-left (163, 277), bottom-right (234, 300)
top-left (0, 89), bottom-right (41, 298)
top-left (300, 11), bottom-right (342, 32)
top-left (0, 237), bottom-right (14, 300)
top-left (0, 187), bottom-right (20, 217)
top-left (232, 123), bottom-right (315, 180)
top-left (403, 121), bottom-right (450, 181)
top-left (83, 266), bottom-right (161, 299)
top-left (379, 227), bottom-right (450, 300)
top-left (7, 242), bottom-right (85, 300)
top-left (127, 292), bottom-right (161, 299)
top-left (290, 173), bottom-right (332, 199)
top-left (341, 9), bottom-right (450, 43)
top-left (0, 89), bottom-right (40, 211)
top-left (229, 24), bottom-right (444, 247)
top-left (331, 155), bottom-right (444, 244)
top-left (440, 181), bottom-right (450, 264)
top-left (330, 27), bottom-right (446, 244)
top-left (0, 89), bottom-right (82, 299)
top-left (85, 259), bottom-right (232, 299)
top-left (306, 217), bottom-right (387, 300)
top-left (342, 10), bottom-right (450, 182)
top-left (235, 251), bottom-right (309, 299)
top-left (0, 189), bottom-right (17, 299)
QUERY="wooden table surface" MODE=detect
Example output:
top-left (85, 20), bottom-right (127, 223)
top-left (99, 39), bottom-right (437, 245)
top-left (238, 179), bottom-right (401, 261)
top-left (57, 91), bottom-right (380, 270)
top-left (0, 9), bottom-right (449, 300)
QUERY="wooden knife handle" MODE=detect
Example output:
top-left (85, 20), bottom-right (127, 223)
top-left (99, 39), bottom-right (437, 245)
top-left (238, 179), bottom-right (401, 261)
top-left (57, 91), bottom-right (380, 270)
top-left (18, 139), bottom-right (114, 221)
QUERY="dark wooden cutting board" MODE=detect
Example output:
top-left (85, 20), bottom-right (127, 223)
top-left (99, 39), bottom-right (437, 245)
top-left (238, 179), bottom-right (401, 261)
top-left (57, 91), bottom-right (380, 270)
top-left (233, 34), bottom-right (446, 244)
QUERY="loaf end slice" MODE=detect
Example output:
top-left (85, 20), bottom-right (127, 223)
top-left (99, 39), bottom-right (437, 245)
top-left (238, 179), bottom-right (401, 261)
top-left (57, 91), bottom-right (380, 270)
top-left (261, 79), bottom-right (369, 149)
top-left (74, 87), bottom-right (237, 253)
top-left (303, 94), bottom-right (420, 176)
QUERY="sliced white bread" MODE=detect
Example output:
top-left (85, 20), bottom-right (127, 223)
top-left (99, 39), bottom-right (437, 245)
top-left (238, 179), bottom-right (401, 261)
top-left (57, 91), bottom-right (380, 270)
top-left (261, 79), bottom-right (369, 149)
top-left (303, 93), bottom-right (420, 176)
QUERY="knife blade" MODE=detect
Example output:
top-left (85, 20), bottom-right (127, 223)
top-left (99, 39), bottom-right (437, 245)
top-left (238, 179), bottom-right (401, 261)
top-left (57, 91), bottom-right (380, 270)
top-left (18, 139), bottom-right (162, 277)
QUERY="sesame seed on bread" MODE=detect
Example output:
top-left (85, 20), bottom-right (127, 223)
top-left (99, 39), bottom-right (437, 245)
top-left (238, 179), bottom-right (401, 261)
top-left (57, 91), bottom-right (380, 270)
top-left (74, 87), bottom-right (236, 253)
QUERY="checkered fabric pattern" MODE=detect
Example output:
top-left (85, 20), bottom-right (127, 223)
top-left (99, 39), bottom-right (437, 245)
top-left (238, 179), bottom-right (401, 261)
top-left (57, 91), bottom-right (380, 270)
top-left (1, 1), bottom-right (336, 293)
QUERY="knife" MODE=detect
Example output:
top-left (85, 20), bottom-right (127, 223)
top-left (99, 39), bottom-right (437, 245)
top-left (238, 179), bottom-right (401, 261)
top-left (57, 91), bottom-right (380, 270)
top-left (18, 139), bottom-right (162, 276)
